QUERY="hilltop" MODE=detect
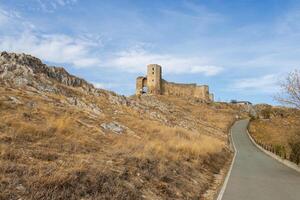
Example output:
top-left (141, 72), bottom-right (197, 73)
top-left (0, 52), bottom-right (240, 200)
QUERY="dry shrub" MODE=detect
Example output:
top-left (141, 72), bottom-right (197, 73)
top-left (289, 134), bottom-right (300, 164)
top-left (0, 147), bottom-right (22, 161)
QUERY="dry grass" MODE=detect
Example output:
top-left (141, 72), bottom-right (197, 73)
top-left (249, 106), bottom-right (300, 161)
top-left (114, 124), bottom-right (225, 160)
top-left (0, 86), bottom-right (236, 200)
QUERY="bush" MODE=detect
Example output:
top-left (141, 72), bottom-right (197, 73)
top-left (260, 107), bottom-right (272, 119)
top-left (274, 145), bottom-right (286, 158)
top-left (289, 140), bottom-right (300, 165)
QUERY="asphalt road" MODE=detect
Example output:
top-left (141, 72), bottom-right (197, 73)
top-left (222, 119), bottom-right (300, 200)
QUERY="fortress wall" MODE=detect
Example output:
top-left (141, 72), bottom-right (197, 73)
top-left (162, 80), bottom-right (197, 97)
top-left (161, 80), bottom-right (210, 100)
top-left (194, 85), bottom-right (209, 100)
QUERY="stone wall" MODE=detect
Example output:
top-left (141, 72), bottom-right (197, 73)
top-left (161, 80), bottom-right (209, 100)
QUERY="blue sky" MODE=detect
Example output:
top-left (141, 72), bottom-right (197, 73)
top-left (0, 0), bottom-right (300, 104)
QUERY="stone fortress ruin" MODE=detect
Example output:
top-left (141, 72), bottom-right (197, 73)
top-left (136, 64), bottom-right (214, 101)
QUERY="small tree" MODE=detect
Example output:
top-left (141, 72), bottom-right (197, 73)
top-left (276, 70), bottom-right (300, 108)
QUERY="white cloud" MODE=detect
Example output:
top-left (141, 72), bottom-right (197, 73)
top-left (0, 7), bottom-right (102, 68)
top-left (231, 74), bottom-right (280, 93)
top-left (0, 30), bottom-right (222, 75)
top-left (92, 82), bottom-right (132, 90)
top-left (109, 48), bottom-right (222, 76)
top-left (0, 31), bottom-right (101, 68)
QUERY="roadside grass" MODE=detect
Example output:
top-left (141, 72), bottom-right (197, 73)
top-left (113, 121), bottom-right (225, 160)
top-left (249, 107), bottom-right (300, 164)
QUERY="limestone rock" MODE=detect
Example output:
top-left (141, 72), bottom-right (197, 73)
top-left (8, 96), bottom-right (22, 104)
top-left (65, 97), bottom-right (102, 115)
top-left (0, 51), bottom-right (94, 91)
top-left (108, 93), bottom-right (129, 106)
top-left (101, 121), bottom-right (127, 134)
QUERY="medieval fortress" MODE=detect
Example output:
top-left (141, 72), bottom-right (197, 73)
top-left (136, 64), bottom-right (214, 101)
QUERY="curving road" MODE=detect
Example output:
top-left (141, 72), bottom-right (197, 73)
top-left (222, 119), bottom-right (300, 200)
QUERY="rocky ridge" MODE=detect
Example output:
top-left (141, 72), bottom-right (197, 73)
top-left (0, 51), bottom-right (94, 92)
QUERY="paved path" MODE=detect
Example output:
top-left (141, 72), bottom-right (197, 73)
top-left (222, 119), bottom-right (300, 200)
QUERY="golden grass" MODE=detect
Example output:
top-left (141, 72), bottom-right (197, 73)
top-left (0, 87), bottom-right (235, 200)
top-left (133, 126), bottom-right (224, 160)
top-left (249, 108), bottom-right (300, 157)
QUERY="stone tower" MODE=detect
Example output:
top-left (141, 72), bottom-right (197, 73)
top-left (147, 64), bottom-right (162, 95)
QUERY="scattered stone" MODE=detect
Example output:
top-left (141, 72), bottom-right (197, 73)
top-left (8, 96), bottom-right (21, 104)
top-left (16, 184), bottom-right (26, 192)
top-left (26, 101), bottom-right (37, 108)
top-left (101, 121), bottom-right (126, 134)
top-left (65, 97), bottom-right (102, 115)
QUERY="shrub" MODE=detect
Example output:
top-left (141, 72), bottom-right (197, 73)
top-left (289, 140), bottom-right (300, 165)
top-left (274, 144), bottom-right (286, 158)
top-left (260, 107), bottom-right (272, 119)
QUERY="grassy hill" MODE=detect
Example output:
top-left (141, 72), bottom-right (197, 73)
top-left (0, 52), bottom-right (239, 200)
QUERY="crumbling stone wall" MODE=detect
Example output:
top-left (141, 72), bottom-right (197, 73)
top-left (136, 76), bottom-right (147, 95)
top-left (136, 64), bottom-right (213, 101)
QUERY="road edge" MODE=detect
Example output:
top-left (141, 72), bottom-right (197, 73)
top-left (216, 124), bottom-right (237, 200)
top-left (246, 129), bottom-right (300, 173)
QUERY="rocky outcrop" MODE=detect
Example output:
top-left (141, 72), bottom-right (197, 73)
top-left (0, 52), bottom-right (94, 91)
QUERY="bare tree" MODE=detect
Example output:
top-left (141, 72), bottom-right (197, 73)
top-left (276, 70), bottom-right (300, 108)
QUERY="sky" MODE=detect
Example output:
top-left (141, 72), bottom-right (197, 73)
top-left (0, 0), bottom-right (299, 104)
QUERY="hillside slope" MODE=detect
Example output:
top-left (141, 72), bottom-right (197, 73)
top-left (0, 52), bottom-right (238, 200)
top-left (249, 105), bottom-right (300, 165)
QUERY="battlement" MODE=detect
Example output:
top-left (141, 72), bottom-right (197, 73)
top-left (136, 64), bottom-right (214, 101)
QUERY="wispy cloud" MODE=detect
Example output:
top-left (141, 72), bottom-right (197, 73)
top-left (0, 6), bottom-right (101, 68)
top-left (108, 48), bottom-right (222, 76)
top-left (275, 7), bottom-right (300, 36)
top-left (0, 31), bottom-right (101, 68)
top-left (0, 9), bottom-right (8, 26)
top-left (0, 6), bottom-right (23, 27)
top-left (36, 0), bottom-right (78, 12)
top-left (162, 1), bottom-right (224, 26)
top-left (231, 74), bottom-right (280, 93)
